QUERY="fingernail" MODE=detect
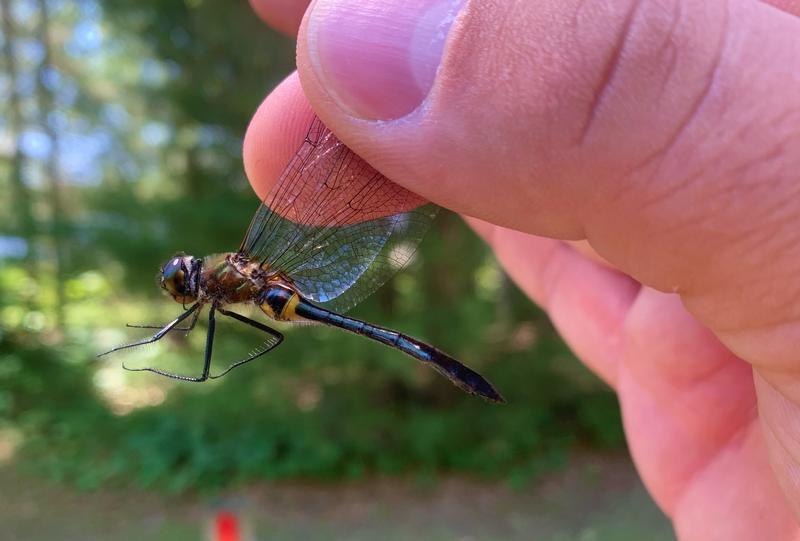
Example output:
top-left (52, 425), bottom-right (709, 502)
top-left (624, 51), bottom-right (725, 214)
top-left (307, 0), bottom-right (465, 120)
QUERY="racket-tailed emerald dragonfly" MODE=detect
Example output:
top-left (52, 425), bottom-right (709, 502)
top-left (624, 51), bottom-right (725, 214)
top-left (99, 116), bottom-right (504, 403)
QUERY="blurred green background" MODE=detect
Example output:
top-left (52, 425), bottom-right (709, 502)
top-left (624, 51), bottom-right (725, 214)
top-left (0, 1), bottom-right (673, 539)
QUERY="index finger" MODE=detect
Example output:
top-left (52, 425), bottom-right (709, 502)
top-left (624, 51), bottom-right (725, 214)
top-left (249, 0), bottom-right (310, 36)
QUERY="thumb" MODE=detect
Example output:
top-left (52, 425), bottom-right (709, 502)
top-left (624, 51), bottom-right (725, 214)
top-left (296, 0), bottom-right (800, 237)
top-left (295, 0), bottom-right (800, 354)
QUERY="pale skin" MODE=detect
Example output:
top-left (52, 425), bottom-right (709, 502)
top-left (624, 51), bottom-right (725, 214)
top-left (242, 1), bottom-right (800, 539)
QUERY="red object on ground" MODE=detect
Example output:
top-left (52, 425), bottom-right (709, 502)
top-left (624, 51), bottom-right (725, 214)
top-left (214, 511), bottom-right (241, 541)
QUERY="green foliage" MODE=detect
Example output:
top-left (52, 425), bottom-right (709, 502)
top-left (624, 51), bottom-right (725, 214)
top-left (1, 230), bottom-right (624, 492)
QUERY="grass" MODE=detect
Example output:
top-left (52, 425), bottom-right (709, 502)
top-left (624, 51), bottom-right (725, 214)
top-left (1, 451), bottom-right (674, 541)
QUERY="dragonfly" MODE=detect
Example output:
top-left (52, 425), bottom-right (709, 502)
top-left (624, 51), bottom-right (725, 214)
top-left (98, 115), bottom-right (504, 403)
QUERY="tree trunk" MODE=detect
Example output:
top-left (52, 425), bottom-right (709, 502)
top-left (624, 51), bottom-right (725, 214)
top-left (1, 0), bottom-right (36, 266)
top-left (34, 0), bottom-right (67, 330)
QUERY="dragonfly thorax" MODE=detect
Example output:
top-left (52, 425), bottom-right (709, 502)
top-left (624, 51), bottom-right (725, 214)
top-left (160, 255), bottom-right (202, 304)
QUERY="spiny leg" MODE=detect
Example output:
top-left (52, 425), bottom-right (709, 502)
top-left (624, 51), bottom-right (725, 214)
top-left (125, 306), bottom-right (201, 334)
top-left (209, 307), bottom-right (284, 379)
top-left (122, 305), bottom-right (217, 382)
top-left (97, 303), bottom-right (201, 358)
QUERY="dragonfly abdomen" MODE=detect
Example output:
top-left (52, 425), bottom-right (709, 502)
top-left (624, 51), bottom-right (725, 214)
top-left (292, 298), bottom-right (504, 403)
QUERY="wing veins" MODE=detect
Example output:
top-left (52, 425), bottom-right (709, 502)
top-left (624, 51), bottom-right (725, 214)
top-left (273, 173), bottom-right (391, 276)
top-left (238, 115), bottom-right (437, 311)
top-left (238, 117), bottom-right (329, 256)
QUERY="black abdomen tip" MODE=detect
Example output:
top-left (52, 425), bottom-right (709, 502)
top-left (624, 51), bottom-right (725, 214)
top-left (428, 354), bottom-right (505, 404)
top-left (461, 370), bottom-right (506, 404)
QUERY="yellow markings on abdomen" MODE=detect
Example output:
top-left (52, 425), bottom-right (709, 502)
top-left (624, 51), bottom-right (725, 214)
top-left (259, 302), bottom-right (278, 320)
top-left (282, 293), bottom-right (301, 321)
top-left (258, 289), bottom-right (302, 322)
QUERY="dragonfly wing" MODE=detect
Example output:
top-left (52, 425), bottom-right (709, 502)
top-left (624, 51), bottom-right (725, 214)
top-left (239, 116), bottom-right (438, 313)
top-left (289, 205), bottom-right (438, 312)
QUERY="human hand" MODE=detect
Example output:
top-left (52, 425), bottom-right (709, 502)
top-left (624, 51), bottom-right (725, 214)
top-left (243, 1), bottom-right (800, 539)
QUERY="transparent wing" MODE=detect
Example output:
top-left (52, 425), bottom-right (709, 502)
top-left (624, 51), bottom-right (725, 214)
top-left (239, 116), bottom-right (438, 313)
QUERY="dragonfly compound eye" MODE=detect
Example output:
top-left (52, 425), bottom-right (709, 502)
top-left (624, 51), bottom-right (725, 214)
top-left (160, 256), bottom-right (197, 303)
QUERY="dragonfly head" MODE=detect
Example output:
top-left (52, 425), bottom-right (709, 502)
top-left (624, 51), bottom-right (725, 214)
top-left (160, 255), bottom-right (201, 304)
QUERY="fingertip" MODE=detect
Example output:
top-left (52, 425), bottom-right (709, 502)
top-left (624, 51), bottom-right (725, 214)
top-left (243, 72), bottom-right (315, 201)
top-left (249, 0), bottom-right (309, 36)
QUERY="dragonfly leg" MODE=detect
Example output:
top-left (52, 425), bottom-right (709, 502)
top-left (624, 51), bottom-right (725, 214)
top-left (125, 306), bottom-right (201, 334)
top-left (209, 307), bottom-right (284, 379)
top-left (121, 305), bottom-right (217, 382)
top-left (97, 303), bottom-right (201, 358)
